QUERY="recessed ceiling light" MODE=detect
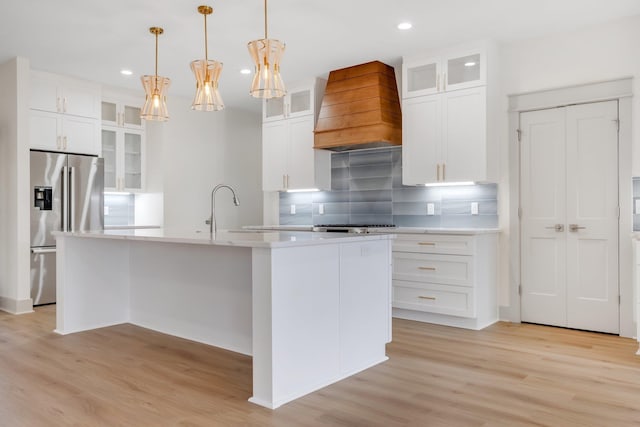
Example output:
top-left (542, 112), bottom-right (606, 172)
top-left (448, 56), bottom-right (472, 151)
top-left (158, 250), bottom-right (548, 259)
top-left (240, 68), bottom-right (251, 75)
top-left (397, 22), bottom-right (412, 30)
top-left (464, 61), bottom-right (477, 67)
top-left (120, 69), bottom-right (133, 76)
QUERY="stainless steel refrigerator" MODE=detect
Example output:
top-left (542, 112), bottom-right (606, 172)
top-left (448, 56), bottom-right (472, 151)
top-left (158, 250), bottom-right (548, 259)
top-left (30, 150), bottom-right (104, 305)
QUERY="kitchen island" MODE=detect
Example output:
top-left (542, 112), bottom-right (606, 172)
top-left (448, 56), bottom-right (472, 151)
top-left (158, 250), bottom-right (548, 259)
top-left (54, 229), bottom-right (394, 409)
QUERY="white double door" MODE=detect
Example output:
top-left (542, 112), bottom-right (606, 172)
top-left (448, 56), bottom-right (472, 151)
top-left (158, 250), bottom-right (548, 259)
top-left (520, 101), bottom-right (619, 334)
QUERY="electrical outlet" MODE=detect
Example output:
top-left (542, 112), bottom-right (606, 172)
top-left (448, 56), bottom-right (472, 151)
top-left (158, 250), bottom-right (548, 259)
top-left (319, 203), bottom-right (324, 215)
top-left (427, 203), bottom-right (435, 215)
top-left (290, 204), bottom-right (296, 215)
top-left (471, 202), bottom-right (479, 215)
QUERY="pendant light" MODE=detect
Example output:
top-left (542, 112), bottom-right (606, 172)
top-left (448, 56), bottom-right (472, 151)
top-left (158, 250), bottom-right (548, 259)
top-left (191, 5), bottom-right (224, 111)
top-left (140, 27), bottom-right (171, 121)
top-left (247, 0), bottom-right (286, 98)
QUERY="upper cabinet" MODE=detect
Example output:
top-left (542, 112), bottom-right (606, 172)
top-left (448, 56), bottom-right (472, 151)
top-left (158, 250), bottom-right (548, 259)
top-left (29, 71), bottom-right (101, 155)
top-left (101, 99), bottom-right (143, 129)
top-left (30, 70), bottom-right (101, 119)
top-left (100, 91), bottom-right (146, 192)
top-left (101, 127), bottom-right (145, 192)
top-left (401, 41), bottom-right (497, 185)
top-left (263, 79), bottom-right (326, 122)
top-left (402, 47), bottom-right (486, 98)
top-left (261, 79), bottom-right (330, 191)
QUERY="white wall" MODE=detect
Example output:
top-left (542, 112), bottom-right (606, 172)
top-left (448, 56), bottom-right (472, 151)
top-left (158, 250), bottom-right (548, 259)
top-left (157, 95), bottom-right (262, 231)
top-left (218, 109), bottom-right (263, 230)
top-left (496, 14), bottom-right (640, 315)
top-left (0, 57), bottom-right (31, 314)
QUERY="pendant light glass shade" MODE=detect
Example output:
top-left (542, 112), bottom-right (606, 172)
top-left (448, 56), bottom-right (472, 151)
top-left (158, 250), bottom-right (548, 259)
top-left (247, 0), bottom-right (286, 99)
top-left (191, 60), bottom-right (224, 110)
top-left (247, 38), bottom-right (286, 98)
top-left (191, 5), bottom-right (224, 111)
top-left (140, 75), bottom-right (171, 121)
top-left (140, 27), bottom-right (170, 121)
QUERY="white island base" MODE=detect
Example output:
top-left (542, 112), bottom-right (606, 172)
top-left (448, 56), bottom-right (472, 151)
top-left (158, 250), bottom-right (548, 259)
top-left (55, 229), bottom-right (393, 409)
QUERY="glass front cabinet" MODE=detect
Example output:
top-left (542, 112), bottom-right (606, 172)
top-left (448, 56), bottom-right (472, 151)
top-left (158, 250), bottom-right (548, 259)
top-left (101, 100), bottom-right (143, 129)
top-left (101, 127), bottom-right (144, 192)
top-left (403, 47), bottom-right (486, 98)
top-left (262, 82), bottom-right (317, 122)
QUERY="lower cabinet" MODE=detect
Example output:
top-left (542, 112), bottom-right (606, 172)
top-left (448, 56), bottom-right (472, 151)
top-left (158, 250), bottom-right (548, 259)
top-left (392, 232), bottom-right (498, 330)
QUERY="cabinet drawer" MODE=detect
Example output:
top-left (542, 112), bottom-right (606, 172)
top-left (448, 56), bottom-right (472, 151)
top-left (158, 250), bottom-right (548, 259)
top-left (393, 280), bottom-right (474, 318)
top-left (393, 252), bottom-right (473, 287)
top-left (393, 234), bottom-right (474, 255)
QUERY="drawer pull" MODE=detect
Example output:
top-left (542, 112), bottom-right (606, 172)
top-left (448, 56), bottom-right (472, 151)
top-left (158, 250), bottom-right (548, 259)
top-left (418, 242), bottom-right (436, 246)
top-left (418, 296), bottom-right (436, 300)
top-left (418, 266), bottom-right (436, 271)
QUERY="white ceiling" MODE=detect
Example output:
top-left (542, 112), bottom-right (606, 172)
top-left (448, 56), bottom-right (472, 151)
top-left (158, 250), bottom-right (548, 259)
top-left (2, 0), bottom-right (640, 113)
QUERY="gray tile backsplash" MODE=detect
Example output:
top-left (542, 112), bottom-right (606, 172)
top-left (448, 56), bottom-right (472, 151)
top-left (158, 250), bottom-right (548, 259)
top-left (633, 177), bottom-right (640, 230)
top-left (104, 193), bottom-right (135, 226)
top-left (279, 147), bottom-right (498, 228)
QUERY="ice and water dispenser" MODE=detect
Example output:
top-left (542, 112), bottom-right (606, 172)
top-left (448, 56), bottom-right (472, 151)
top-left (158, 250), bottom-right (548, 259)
top-left (34, 186), bottom-right (52, 210)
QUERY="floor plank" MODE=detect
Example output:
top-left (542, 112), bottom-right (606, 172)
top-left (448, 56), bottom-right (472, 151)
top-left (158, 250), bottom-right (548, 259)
top-left (1, 306), bottom-right (639, 426)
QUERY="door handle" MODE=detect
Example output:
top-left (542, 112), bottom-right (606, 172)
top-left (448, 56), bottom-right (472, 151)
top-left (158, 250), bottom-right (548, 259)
top-left (545, 224), bottom-right (564, 232)
top-left (62, 166), bottom-right (69, 232)
top-left (569, 224), bottom-right (586, 232)
top-left (31, 247), bottom-right (56, 254)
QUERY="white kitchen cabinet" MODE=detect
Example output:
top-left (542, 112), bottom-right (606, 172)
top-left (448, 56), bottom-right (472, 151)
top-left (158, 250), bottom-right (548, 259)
top-left (403, 86), bottom-right (487, 185)
top-left (391, 232), bottom-right (498, 330)
top-left (402, 47), bottom-right (486, 98)
top-left (101, 126), bottom-right (145, 192)
top-left (29, 71), bottom-right (100, 155)
top-left (30, 70), bottom-right (101, 119)
top-left (262, 79), bottom-right (326, 122)
top-left (263, 116), bottom-right (330, 191)
top-left (262, 78), bottom-right (330, 191)
top-left (101, 98), bottom-right (143, 129)
top-left (402, 41), bottom-right (497, 186)
top-left (29, 110), bottom-right (100, 155)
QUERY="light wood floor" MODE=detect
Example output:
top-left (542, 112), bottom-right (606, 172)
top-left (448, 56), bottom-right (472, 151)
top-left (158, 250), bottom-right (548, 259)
top-left (1, 306), bottom-right (639, 426)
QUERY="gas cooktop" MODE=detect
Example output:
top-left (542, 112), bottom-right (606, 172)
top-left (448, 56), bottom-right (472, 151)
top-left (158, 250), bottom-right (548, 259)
top-left (312, 224), bottom-right (396, 233)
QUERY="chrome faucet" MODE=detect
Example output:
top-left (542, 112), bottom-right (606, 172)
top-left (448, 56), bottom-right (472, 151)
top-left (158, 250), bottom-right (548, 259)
top-left (209, 184), bottom-right (240, 235)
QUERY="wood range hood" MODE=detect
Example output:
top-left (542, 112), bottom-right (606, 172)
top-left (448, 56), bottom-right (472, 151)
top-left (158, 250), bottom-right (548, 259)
top-left (314, 61), bottom-right (402, 151)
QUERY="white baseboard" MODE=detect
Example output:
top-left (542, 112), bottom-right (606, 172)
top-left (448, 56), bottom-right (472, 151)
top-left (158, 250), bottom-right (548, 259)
top-left (0, 296), bottom-right (33, 314)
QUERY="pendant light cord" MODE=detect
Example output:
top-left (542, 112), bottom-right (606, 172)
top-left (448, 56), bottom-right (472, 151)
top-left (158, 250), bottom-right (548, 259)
top-left (154, 31), bottom-right (159, 90)
top-left (204, 13), bottom-right (209, 62)
top-left (264, 0), bottom-right (268, 39)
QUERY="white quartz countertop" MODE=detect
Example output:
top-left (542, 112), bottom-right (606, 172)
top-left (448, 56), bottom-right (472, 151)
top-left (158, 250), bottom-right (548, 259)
top-left (54, 228), bottom-right (394, 248)
top-left (245, 225), bottom-right (499, 235)
top-left (371, 227), bottom-right (500, 235)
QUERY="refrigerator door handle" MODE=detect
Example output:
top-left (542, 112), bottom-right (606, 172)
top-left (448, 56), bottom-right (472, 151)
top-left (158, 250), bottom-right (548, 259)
top-left (31, 247), bottom-right (56, 254)
top-left (69, 166), bottom-right (76, 232)
top-left (62, 166), bottom-right (69, 232)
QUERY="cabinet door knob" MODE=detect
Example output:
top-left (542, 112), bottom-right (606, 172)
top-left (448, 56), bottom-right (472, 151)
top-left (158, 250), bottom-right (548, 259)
top-left (437, 164), bottom-right (441, 181)
top-left (442, 163), bottom-right (446, 181)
